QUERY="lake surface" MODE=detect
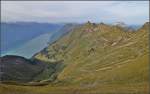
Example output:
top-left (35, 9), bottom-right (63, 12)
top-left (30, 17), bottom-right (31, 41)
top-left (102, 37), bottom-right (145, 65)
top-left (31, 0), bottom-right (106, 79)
top-left (2, 33), bottom-right (52, 58)
top-left (1, 22), bottom-right (63, 58)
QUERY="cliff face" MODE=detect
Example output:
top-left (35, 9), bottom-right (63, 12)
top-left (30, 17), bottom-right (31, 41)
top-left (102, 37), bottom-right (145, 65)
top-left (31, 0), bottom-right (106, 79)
top-left (33, 22), bottom-right (149, 85)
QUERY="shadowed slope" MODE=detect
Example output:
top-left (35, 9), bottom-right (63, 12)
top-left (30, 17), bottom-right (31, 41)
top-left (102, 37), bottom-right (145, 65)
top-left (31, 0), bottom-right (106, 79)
top-left (0, 55), bottom-right (64, 85)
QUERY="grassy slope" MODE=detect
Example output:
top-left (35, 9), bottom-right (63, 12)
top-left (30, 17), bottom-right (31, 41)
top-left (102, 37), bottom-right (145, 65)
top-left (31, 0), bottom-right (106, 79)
top-left (0, 22), bottom-right (149, 94)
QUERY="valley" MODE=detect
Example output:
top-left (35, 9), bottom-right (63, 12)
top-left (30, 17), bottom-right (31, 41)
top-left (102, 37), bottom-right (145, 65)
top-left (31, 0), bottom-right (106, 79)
top-left (0, 21), bottom-right (149, 94)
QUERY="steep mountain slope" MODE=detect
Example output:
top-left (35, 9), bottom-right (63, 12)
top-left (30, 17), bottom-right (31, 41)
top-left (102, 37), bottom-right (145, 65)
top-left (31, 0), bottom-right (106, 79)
top-left (34, 22), bottom-right (149, 85)
top-left (0, 55), bottom-right (64, 85)
top-left (0, 24), bottom-right (77, 84)
top-left (1, 23), bottom-right (76, 58)
top-left (48, 23), bottom-right (78, 44)
top-left (0, 22), bottom-right (149, 94)
top-left (0, 55), bottom-right (45, 83)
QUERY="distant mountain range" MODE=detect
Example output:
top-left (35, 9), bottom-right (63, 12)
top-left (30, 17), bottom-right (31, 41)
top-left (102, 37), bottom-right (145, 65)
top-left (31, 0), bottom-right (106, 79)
top-left (1, 22), bottom-right (63, 56)
top-left (1, 22), bottom-right (141, 58)
top-left (0, 22), bottom-right (149, 94)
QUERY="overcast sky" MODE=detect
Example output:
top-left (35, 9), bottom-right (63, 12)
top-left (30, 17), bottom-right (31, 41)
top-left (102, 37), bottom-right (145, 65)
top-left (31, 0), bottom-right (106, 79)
top-left (1, 1), bottom-right (149, 25)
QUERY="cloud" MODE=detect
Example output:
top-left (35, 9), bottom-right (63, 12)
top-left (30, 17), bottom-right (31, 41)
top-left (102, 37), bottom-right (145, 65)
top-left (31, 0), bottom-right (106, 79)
top-left (1, 1), bottom-right (149, 24)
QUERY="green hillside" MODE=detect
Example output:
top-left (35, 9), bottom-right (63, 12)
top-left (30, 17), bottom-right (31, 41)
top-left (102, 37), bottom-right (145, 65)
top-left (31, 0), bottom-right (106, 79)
top-left (0, 22), bottom-right (149, 94)
top-left (34, 22), bottom-right (149, 84)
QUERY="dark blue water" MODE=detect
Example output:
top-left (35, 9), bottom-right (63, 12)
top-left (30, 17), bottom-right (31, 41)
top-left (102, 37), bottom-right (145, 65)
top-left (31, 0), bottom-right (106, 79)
top-left (1, 22), bottom-right (63, 57)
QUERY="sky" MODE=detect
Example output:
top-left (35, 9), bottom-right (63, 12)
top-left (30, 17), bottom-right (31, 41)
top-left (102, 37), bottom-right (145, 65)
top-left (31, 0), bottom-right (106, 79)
top-left (1, 1), bottom-right (149, 25)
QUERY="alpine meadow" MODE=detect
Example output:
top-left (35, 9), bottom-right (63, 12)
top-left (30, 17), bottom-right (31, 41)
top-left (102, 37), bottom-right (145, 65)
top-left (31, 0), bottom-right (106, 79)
top-left (0, 1), bottom-right (149, 94)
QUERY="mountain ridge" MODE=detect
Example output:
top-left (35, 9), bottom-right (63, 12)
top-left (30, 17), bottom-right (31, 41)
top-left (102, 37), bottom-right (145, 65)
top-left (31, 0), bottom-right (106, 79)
top-left (34, 21), bottom-right (149, 84)
top-left (0, 21), bottom-right (149, 94)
